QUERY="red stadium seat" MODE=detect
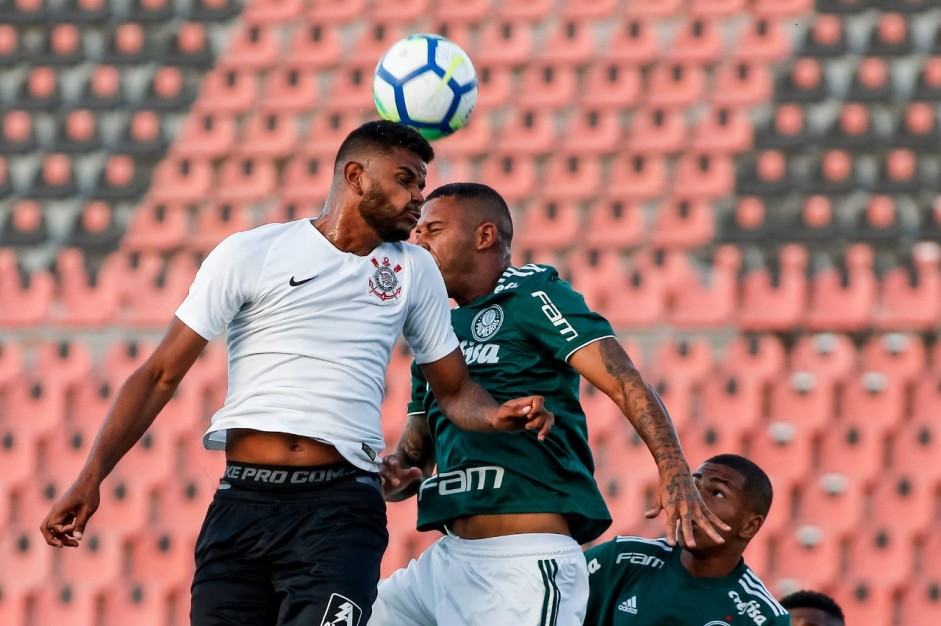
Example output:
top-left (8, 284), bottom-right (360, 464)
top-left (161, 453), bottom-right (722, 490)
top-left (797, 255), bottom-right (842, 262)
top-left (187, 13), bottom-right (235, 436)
top-left (496, 108), bottom-right (556, 156)
top-left (284, 18), bottom-right (342, 69)
top-left (242, 0), bottom-right (302, 23)
top-left (0, 199), bottom-right (48, 247)
top-left (869, 473), bottom-right (933, 539)
top-left (650, 198), bottom-right (714, 249)
top-left (608, 153), bottom-right (666, 200)
top-left (560, 108), bottom-right (621, 155)
top-left (752, 0), bottom-right (812, 18)
top-left (653, 338), bottom-right (713, 386)
top-left (807, 244), bottom-right (877, 331)
top-left (220, 22), bottom-right (278, 70)
top-left (877, 242), bottom-right (941, 330)
top-left (191, 201), bottom-right (253, 253)
top-left (31, 152), bottom-right (77, 198)
top-left (516, 199), bottom-right (581, 251)
top-left (847, 57), bottom-right (894, 103)
top-left (689, 0), bottom-right (744, 16)
top-left (349, 21), bottom-right (407, 65)
top-left (839, 371), bottom-right (904, 438)
top-left (496, 0), bottom-right (552, 20)
top-left (476, 19), bottom-right (534, 67)
top-left (518, 62), bottom-right (577, 108)
top-left (149, 156), bottom-right (213, 203)
top-left (100, 340), bottom-right (154, 386)
top-left (734, 17), bottom-right (790, 62)
top-left (0, 251), bottom-right (54, 327)
top-left (599, 253), bottom-right (667, 328)
top-left (672, 152), bottom-right (734, 199)
top-left (865, 11), bottom-right (913, 57)
top-left (829, 579), bottom-right (895, 626)
top-left (53, 529), bottom-right (123, 592)
top-left (667, 17), bottom-right (722, 64)
top-left (280, 150), bottom-right (334, 203)
top-left (900, 581), bottom-right (941, 625)
top-left (604, 17), bottom-right (658, 64)
top-left (794, 474), bottom-right (865, 536)
top-left (860, 333), bottom-right (926, 382)
top-left (0, 109), bottom-right (35, 154)
top-left (581, 61), bottom-right (641, 108)
top-left (99, 582), bottom-right (173, 626)
top-left (542, 154), bottom-right (603, 199)
top-left (539, 18), bottom-right (595, 65)
top-left (300, 0), bottom-right (364, 22)
top-left (0, 339), bottom-right (23, 386)
top-left (18, 65), bottom-right (62, 110)
top-left (261, 66), bottom-right (319, 114)
top-left (34, 339), bottom-right (92, 387)
top-left (890, 417), bottom-right (941, 484)
top-left (711, 61), bottom-right (773, 108)
top-left (174, 111), bottom-right (236, 159)
top-left (126, 528), bottom-right (197, 588)
top-left (0, 23), bottom-right (25, 67)
top-left (847, 525), bottom-right (914, 589)
top-left (24, 585), bottom-right (99, 626)
top-left (739, 244), bottom-right (808, 332)
top-left (0, 527), bottom-right (54, 592)
top-left (478, 153), bottom-right (536, 202)
top-left (626, 0), bottom-right (683, 19)
top-left (645, 62), bottom-right (705, 109)
top-left (670, 246), bottom-right (740, 327)
top-left (79, 63), bottom-right (125, 108)
top-left (767, 372), bottom-right (834, 434)
top-left (115, 110), bottom-right (167, 158)
top-left (431, 0), bottom-right (491, 21)
top-left (195, 66), bottom-right (257, 114)
top-left (327, 62), bottom-right (375, 109)
top-left (775, 57), bottom-right (827, 103)
top-left (698, 374), bottom-right (762, 439)
top-left (746, 424), bottom-right (811, 526)
top-left (0, 421), bottom-right (38, 487)
top-left (144, 65), bottom-right (195, 111)
top-left (801, 13), bottom-right (846, 57)
top-left (90, 155), bottom-right (147, 202)
top-left (566, 249), bottom-right (627, 318)
top-left (690, 106), bottom-right (753, 154)
top-left (817, 419), bottom-right (884, 485)
top-left (121, 252), bottom-right (198, 327)
top-left (680, 422), bottom-right (746, 469)
top-left (790, 332), bottom-right (856, 384)
top-left (35, 22), bottom-right (84, 66)
top-left (123, 201), bottom-right (189, 253)
top-left (435, 112), bottom-right (491, 157)
top-left (627, 106), bottom-right (686, 155)
top-left (214, 156), bottom-right (277, 203)
top-left (475, 64), bottom-right (513, 109)
top-left (721, 334), bottom-right (786, 387)
top-left (583, 197), bottom-right (644, 250)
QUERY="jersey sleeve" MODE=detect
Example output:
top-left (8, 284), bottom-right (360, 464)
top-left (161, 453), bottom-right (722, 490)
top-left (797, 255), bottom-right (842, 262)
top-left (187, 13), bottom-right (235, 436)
top-left (174, 231), bottom-right (264, 340)
top-left (407, 359), bottom-right (429, 416)
top-left (402, 246), bottom-right (460, 365)
top-left (517, 270), bottom-right (616, 362)
top-left (584, 541), bottom-right (618, 625)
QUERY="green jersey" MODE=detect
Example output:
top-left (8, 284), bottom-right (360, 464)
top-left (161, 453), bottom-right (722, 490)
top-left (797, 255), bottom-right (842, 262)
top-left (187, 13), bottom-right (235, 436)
top-left (408, 264), bottom-right (615, 544)
top-left (584, 536), bottom-right (791, 626)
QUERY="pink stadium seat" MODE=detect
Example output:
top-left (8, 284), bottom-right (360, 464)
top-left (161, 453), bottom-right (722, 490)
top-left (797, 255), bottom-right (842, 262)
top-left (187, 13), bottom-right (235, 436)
top-left (31, 152), bottom-right (77, 198)
top-left (280, 150), bottom-right (334, 202)
top-left (890, 417), bottom-right (941, 484)
top-left (0, 590), bottom-right (27, 626)
top-left (475, 64), bottom-right (513, 109)
top-left (301, 0), bottom-right (364, 22)
top-left (690, 0), bottom-right (744, 16)
top-left (19, 65), bottom-right (62, 110)
top-left (539, 18), bottom-right (595, 65)
top-left (34, 339), bottom-right (92, 387)
top-left (672, 152), bottom-right (734, 199)
top-left (0, 421), bottom-right (38, 487)
top-left (711, 61), bottom-right (773, 108)
top-left (516, 199), bottom-right (581, 250)
top-left (795, 474), bottom-right (864, 536)
top-left (191, 202), bottom-right (253, 253)
top-left (860, 333), bottom-right (926, 382)
top-left (149, 156), bottom-right (213, 203)
top-left (91, 155), bottom-right (146, 201)
top-left (99, 582), bottom-right (172, 626)
top-left (126, 528), bottom-right (197, 588)
top-left (0, 109), bottom-right (35, 154)
top-left (0, 23), bottom-right (24, 66)
top-left (767, 372), bottom-right (834, 434)
top-left (284, 18), bottom-right (342, 69)
top-left (912, 370), bottom-right (941, 419)
top-left (604, 17), bottom-right (658, 64)
top-left (627, 106), bottom-right (686, 154)
top-left (560, 108), bottom-right (621, 155)
top-left (830, 579), bottom-right (895, 626)
top-left (900, 581), bottom-right (941, 625)
top-left (739, 245), bottom-right (808, 332)
top-left (650, 198), bottom-right (713, 249)
top-left (894, 101), bottom-right (940, 148)
top-left (116, 110), bottom-right (166, 157)
top-left (608, 153), bottom-right (666, 200)
top-left (746, 425), bottom-right (811, 519)
top-left (581, 61), bottom-right (641, 108)
top-left (327, 62), bottom-right (375, 109)
top-left (866, 11), bottom-right (913, 57)
top-left (349, 21), bottom-right (407, 65)
top-left (496, 108), bottom-right (556, 156)
top-left (476, 19), bottom-right (534, 67)
top-left (518, 63), bottom-right (577, 108)
top-left (435, 112), bottom-right (491, 157)
top-left (667, 17), bottom-right (722, 65)
top-left (478, 153), bottom-right (536, 202)
top-left (583, 197), bottom-right (644, 250)
top-left (53, 528), bottom-right (123, 593)
top-left (102, 22), bottom-right (147, 65)
top-left (121, 252), bottom-right (197, 327)
top-left (36, 22), bottom-right (83, 66)
top-left (153, 472), bottom-right (219, 533)
top-left (161, 22), bottom-right (213, 69)
top-left (734, 17), bottom-right (790, 62)
top-left (877, 244), bottom-right (941, 330)
top-left (0, 339), bottom-right (23, 386)
top-left (88, 471), bottom-right (151, 534)
top-left (776, 57), bottom-right (827, 103)
top-left (790, 333), bottom-right (856, 384)
top-left (817, 418), bottom-right (884, 485)
top-left (600, 254), bottom-right (667, 328)
top-left (242, 0), bottom-right (302, 23)
top-left (261, 67), bottom-right (319, 114)
top-left (214, 156), bottom-right (277, 203)
top-left (847, 57), bottom-right (894, 103)
top-left (195, 66), bottom-right (257, 114)
top-left (645, 62), bottom-right (705, 109)
top-left (496, 0), bottom-right (552, 20)
top-left (144, 66), bottom-right (194, 111)
top-left (920, 533), bottom-right (941, 578)
top-left (626, 0), bottom-right (683, 18)
top-left (670, 246), bottom-right (740, 327)
top-left (123, 201), bottom-right (189, 253)
top-left (752, 0), bottom-right (812, 17)
top-left (542, 154), bottom-right (603, 199)
top-left (680, 422), bottom-right (745, 469)
top-left (302, 108), bottom-right (365, 154)
top-left (721, 334), bottom-right (786, 387)
top-left (839, 371), bottom-right (904, 438)
top-left (653, 338), bottom-right (713, 386)
top-left (0, 198), bottom-right (48, 247)
top-left (0, 527), bottom-right (54, 592)
top-left (847, 525), bottom-right (914, 589)
top-left (870, 473), bottom-right (933, 538)
top-left (100, 340), bottom-right (153, 386)
top-left (807, 245), bottom-right (877, 331)
top-left (431, 0), bottom-right (491, 21)
top-left (0, 251), bottom-right (54, 327)
top-left (174, 111), bottom-right (236, 159)
top-left (690, 106), bottom-right (753, 154)
top-left (220, 22), bottom-right (278, 70)
top-left (566, 249), bottom-right (627, 317)
top-left (698, 374), bottom-right (762, 438)
top-left (57, 108), bottom-right (100, 153)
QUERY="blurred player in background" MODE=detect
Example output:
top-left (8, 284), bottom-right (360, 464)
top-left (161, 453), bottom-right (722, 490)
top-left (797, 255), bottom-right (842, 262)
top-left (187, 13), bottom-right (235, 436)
top-left (780, 590), bottom-right (845, 626)
top-left (370, 183), bottom-right (726, 626)
top-left (584, 454), bottom-right (790, 626)
top-left (39, 122), bottom-right (553, 626)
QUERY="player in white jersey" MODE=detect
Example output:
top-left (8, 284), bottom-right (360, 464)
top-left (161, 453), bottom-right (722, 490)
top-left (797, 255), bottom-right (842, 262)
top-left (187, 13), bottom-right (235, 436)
top-left (39, 121), bottom-right (553, 626)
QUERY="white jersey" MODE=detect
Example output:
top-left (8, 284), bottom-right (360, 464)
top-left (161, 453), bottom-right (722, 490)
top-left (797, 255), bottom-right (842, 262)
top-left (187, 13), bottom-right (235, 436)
top-left (175, 219), bottom-right (459, 471)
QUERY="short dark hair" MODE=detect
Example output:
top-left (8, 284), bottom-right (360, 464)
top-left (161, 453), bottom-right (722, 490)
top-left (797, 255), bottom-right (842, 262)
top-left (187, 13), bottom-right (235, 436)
top-left (425, 182), bottom-right (513, 254)
top-left (780, 590), bottom-right (845, 625)
top-left (704, 454), bottom-right (773, 518)
top-left (334, 120), bottom-right (434, 170)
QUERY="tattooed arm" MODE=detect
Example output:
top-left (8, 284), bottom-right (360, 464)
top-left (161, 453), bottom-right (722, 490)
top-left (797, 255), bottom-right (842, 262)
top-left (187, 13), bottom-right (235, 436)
top-left (569, 337), bottom-right (729, 546)
top-left (381, 412), bottom-right (437, 502)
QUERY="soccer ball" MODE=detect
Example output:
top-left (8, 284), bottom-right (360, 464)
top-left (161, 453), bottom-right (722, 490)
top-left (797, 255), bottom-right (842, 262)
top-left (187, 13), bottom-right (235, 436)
top-left (373, 34), bottom-right (478, 141)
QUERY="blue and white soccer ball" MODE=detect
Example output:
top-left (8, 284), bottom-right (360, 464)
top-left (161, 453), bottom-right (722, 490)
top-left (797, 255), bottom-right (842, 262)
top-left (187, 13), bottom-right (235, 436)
top-left (373, 34), bottom-right (478, 141)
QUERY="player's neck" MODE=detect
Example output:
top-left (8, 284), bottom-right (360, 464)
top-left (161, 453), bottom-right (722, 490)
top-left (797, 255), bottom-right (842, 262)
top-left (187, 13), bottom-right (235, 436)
top-left (679, 547), bottom-right (742, 579)
top-left (311, 203), bottom-right (383, 257)
top-left (453, 261), bottom-right (510, 306)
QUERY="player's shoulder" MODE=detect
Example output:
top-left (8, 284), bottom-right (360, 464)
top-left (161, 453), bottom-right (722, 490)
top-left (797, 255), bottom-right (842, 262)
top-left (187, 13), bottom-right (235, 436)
top-left (210, 220), bottom-right (292, 260)
top-left (396, 241), bottom-right (437, 269)
top-left (493, 263), bottom-right (561, 295)
top-left (729, 566), bottom-right (789, 622)
top-left (587, 536), bottom-right (675, 563)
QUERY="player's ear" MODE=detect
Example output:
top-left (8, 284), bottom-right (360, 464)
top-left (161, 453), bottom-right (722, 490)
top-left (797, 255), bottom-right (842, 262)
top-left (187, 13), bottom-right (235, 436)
top-left (476, 222), bottom-right (499, 252)
top-left (343, 160), bottom-right (367, 196)
top-left (739, 513), bottom-right (763, 541)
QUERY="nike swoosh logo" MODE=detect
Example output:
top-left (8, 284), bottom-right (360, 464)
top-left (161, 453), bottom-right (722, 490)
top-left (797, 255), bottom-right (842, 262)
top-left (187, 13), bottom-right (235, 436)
top-left (289, 274), bottom-right (318, 287)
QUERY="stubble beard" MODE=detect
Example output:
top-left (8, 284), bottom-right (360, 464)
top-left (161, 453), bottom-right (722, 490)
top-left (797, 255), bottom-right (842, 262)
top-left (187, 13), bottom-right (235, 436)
top-left (358, 187), bottom-right (410, 243)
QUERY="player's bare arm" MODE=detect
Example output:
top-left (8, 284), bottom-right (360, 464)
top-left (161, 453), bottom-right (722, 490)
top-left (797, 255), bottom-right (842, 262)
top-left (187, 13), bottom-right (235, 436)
top-left (380, 412), bottom-right (436, 502)
top-left (419, 348), bottom-right (554, 439)
top-left (569, 337), bottom-right (730, 547)
top-left (40, 318), bottom-right (208, 548)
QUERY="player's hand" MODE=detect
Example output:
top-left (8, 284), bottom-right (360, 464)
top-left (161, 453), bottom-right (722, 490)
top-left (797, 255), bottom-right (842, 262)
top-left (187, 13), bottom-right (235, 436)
top-left (645, 468), bottom-right (730, 548)
top-left (492, 396), bottom-right (554, 441)
top-left (40, 479), bottom-right (100, 548)
top-left (378, 454), bottom-right (425, 502)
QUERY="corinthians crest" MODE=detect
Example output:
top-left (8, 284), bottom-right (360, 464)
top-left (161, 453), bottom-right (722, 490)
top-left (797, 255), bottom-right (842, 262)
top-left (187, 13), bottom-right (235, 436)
top-left (369, 256), bottom-right (402, 302)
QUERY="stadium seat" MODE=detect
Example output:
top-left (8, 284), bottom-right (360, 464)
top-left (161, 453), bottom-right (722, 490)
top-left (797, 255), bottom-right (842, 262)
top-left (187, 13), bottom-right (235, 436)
top-left (160, 21), bottom-right (213, 68)
top-left (145, 65), bottom-right (196, 111)
top-left (650, 198), bottom-right (713, 249)
top-left (35, 339), bottom-right (93, 387)
top-left (476, 19), bottom-right (534, 67)
top-left (670, 246), bottom-right (740, 327)
top-left (127, 0), bottom-right (172, 22)
top-left (539, 18), bottom-right (595, 65)
top-left (850, 194), bottom-right (918, 245)
top-left (870, 473), bottom-right (933, 538)
top-left (38, 412), bottom-right (94, 479)
top-left (698, 374), bottom-right (762, 439)
top-left (474, 64), bottom-right (513, 109)
top-left (149, 156), bottom-right (213, 203)
top-left (580, 61), bottom-right (641, 108)
top-left (113, 110), bottom-right (167, 159)
top-left (100, 339), bottom-right (154, 386)
top-left (195, 66), bottom-right (257, 114)
top-left (431, 0), bottom-right (491, 21)
top-left (0, 23), bottom-right (24, 67)
top-left (0, 251), bottom-right (54, 326)
top-left (33, 22), bottom-right (84, 66)
top-left (873, 148), bottom-right (923, 194)
top-left (153, 469), bottom-right (222, 533)
top-left (299, 0), bottom-right (363, 22)
top-left (496, 108), bottom-right (556, 156)
top-left (721, 334), bottom-right (786, 388)
top-left (242, 0), bottom-right (302, 23)
top-left (680, 422), bottom-right (746, 471)
top-left (0, 589), bottom-right (27, 626)
top-left (542, 154), bottom-right (603, 199)
top-left (653, 338), bottom-right (713, 386)
top-left (755, 103), bottom-right (811, 152)
top-left (734, 17), bottom-right (790, 63)
top-left (123, 201), bottom-right (189, 253)
top-left (608, 153), bottom-right (666, 201)
top-left (18, 65), bottom-right (63, 110)
top-left (191, 201), bottom-right (253, 253)
top-left (747, 423), bottom-right (813, 508)
top-left (284, 18), bottom-right (342, 69)
top-left (28, 152), bottom-right (76, 198)
top-left (214, 156), bottom-right (277, 203)
top-left (0, 339), bottom-right (23, 385)
top-left (0, 420), bottom-right (38, 487)
top-left (876, 244), bottom-right (941, 330)
top-left (672, 152), bottom-right (734, 199)
top-left (604, 17), bottom-right (658, 64)
top-left (775, 57), bottom-right (827, 103)
top-left (89, 155), bottom-right (148, 201)
top-left (846, 57), bottom-right (894, 103)
top-left (76, 64), bottom-right (128, 110)
top-left (790, 332), bottom-right (856, 384)
top-left (752, 0), bottom-right (812, 17)
top-left (667, 17), bottom-right (722, 65)
top-left (821, 102), bottom-right (878, 151)
top-left (602, 253), bottom-right (667, 328)
top-left (806, 148), bottom-right (857, 194)
top-left (860, 333), bottom-right (926, 383)
top-left (767, 371), bottom-right (834, 434)
top-left (626, 106), bottom-right (685, 155)
top-left (582, 197), bottom-right (644, 250)
top-left (829, 579), bottom-right (895, 626)
top-left (817, 417), bottom-right (884, 484)
top-left (0, 527), bottom-right (53, 592)
top-left (238, 111), bottom-right (298, 159)
top-left (815, 0), bottom-right (873, 13)
top-left (559, 108), bottom-right (621, 155)
top-left (799, 13), bottom-right (847, 57)
top-left (127, 528), bottom-right (197, 592)
top-left (23, 585), bottom-right (99, 626)
top-left (900, 581), bottom-right (941, 625)
top-left (99, 582), bottom-right (172, 626)
top-left (478, 153), bottom-right (536, 202)
top-left (645, 62), bottom-right (705, 109)
top-left (690, 106), bottom-right (753, 154)
top-left (52, 526), bottom-right (123, 592)
top-left (864, 12), bottom-right (913, 57)
top-left (0, 199), bottom-right (49, 247)
top-left (4, 377), bottom-right (65, 439)
top-left (892, 101), bottom-right (941, 149)
top-left (349, 21), bottom-right (407, 66)
top-left (496, 0), bottom-right (552, 20)
top-left (280, 150), bottom-right (334, 202)
top-left (625, 0), bottom-right (683, 18)
top-left (518, 63), bottom-right (577, 108)
top-left (840, 371), bottom-right (904, 439)
top-left (327, 62), bottom-right (376, 109)
top-left (261, 66), bottom-right (319, 114)
top-left (735, 150), bottom-right (793, 196)
top-left (3, 0), bottom-right (48, 22)
top-left (566, 248), bottom-right (628, 317)
top-left (740, 245), bottom-right (808, 331)
top-left (890, 417), bottom-right (941, 485)
top-left (0, 109), bottom-right (35, 154)
top-left (174, 111), bottom-right (236, 159)
top-left (807, 244), bottom-right (876, 331)
top-left (795, 473), bottom-right (865, 536)
top-left (121, 252), bottom-right (197, 327)
top-left (101, 22), bottom-right (148, 65)
top-left (711, 61), bottom-right (773, 108)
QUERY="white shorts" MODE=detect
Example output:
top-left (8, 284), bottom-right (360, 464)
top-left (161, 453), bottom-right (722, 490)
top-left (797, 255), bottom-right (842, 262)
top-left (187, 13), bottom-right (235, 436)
top-left (369, 532), bottom-right (587, 626)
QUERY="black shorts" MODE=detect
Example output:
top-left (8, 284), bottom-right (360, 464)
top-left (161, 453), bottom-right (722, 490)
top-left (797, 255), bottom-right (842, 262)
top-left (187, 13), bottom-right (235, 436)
top-left (190, 462), bottom-right (388, 626)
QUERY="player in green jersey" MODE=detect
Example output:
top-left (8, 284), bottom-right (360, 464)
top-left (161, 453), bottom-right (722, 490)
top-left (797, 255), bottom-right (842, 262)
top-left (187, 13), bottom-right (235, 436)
top-left (584, 454), bottom-right (790, 626)
top-left (369, 183), bottom-right (727, 626)
top-left (780, 590), bottom-right (844, 626)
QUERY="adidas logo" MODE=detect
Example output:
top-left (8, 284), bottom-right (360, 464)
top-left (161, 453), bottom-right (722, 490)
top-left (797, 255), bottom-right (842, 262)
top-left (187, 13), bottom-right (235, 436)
top-left (618, 596), bottom-right (638, 614)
